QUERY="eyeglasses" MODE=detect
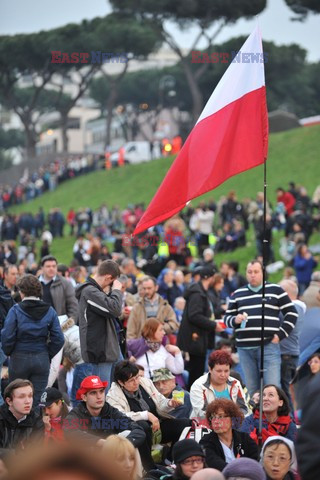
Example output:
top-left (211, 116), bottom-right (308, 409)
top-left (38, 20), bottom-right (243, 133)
top-left (264, 454), bottom-right (291, 464)
top-left (211, 415), bottom-right (230, 420)
top-left (125, 375), bottom-right (140, 385)
top-left (181, 458), bottom-right (205, 466)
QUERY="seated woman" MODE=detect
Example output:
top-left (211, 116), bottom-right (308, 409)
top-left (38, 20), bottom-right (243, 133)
top-left (190, 350), bottom-right (251, 419)
top-left (240, 385), bottom-right (297, 445)
top-left (107, 360), bottom-right (191, 472)
top-left (127, 318), bottom-right (184, 379)
top-left (308, 353), bottom-right (320, 376)
top-left (165, 439), bottom-right (207, 480)
top-left (261, 436), bottom-right (298, 480)
top-left (200, 399), bottom-right (259, 471)
top-left (102, 435), bottom-right (140, 480)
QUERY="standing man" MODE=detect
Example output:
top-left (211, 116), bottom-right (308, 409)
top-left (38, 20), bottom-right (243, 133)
top-left (39, 255), bottom-right (78, 320)
top-left (75, 260), bottom-right (123, 390)
top-left (177, 267), bottom-right (218, 389)
top-left (279, 279), bottom-right (305, 411)
top-left (224, 260), bottom-right (298, 396)
top-left (126, 276), bottom-right (178, 339)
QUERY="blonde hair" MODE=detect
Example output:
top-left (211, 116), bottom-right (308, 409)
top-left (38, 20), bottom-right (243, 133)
top-left (102, 436), bottom-right (138, 480)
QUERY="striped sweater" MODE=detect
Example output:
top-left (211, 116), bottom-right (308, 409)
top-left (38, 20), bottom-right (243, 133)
top-left (224, 283), bottom-right (298, 348)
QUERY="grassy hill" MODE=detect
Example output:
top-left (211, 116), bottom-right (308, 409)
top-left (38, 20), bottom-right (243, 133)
top-left (9, 125), bottom-right (320, 216)
top-left (8, 125), bottom-right (320, 273)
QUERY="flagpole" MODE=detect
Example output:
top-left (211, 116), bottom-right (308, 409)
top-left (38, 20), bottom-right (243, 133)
top-left (258, 158), bottom-right (268, 447)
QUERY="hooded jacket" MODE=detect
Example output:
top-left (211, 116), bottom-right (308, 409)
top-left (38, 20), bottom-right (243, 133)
top-left (64, 401), bottom-right (145, 447)
top-left (0, 403), bottom-right (43, 449)
top-left (1, 300), bottom-right (64, 359)
top-left (76, 277), bottom-right (122, 363)
top-left (177, 282), bottom-right (216, 357)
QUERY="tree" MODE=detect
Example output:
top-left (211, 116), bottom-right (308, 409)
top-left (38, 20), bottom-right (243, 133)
top-left (284, 0), bottom-right (320, 20)
top-left (88, 13), bottom-right (159, 147)
top-left (0, 31), bottom-right (56, 159)
top-left (109, 0), bottom-right (266, 120)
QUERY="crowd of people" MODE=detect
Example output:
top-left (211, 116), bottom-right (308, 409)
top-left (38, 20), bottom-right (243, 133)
top-left (0, 154), bottom-right (102, 210)
top-left (0, 244), bottom-right (319, 479)
top-left (0, 170), bottom-right (319, 478)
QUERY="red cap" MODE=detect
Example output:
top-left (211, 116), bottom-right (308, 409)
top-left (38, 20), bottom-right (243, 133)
top-left (76, 375), bottom-right (108, 400)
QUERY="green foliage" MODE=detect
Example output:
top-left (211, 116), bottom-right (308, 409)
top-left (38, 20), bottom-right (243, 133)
top-left (0, 128), bottom-right (24, 150)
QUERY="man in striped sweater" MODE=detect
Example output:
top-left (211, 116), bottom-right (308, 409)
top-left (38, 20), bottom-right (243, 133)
top-left (224, 260), bottom-right (298, 396)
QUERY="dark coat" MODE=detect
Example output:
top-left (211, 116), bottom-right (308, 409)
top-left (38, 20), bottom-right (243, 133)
top-left (0, 283), bottom-right (14, 334)
top-left (1, 300), bottom-right (64, 359)
top-left (200, 429), bottom-right (259, 471)
top-left (76, 277), bottom-right (123, 363)
top-left (64, 401), bottom-right (145, 448)
top-left (177, 282), bottom-right (215, 357)
top-left (0, 404), bottom-right (43, 449)
top-left (296, 374), bottom-right (320, 480)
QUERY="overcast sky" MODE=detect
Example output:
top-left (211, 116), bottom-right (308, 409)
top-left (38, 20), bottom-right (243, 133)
top-left (0, 0), bottom-right (319, 61)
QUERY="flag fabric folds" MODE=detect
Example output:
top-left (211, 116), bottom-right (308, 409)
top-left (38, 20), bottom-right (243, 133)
top-left (134, 26), bottom-right (269, 235)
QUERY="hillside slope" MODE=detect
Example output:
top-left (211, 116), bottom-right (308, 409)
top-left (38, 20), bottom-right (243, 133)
top-left (10, 125), bottom-right (320, 216)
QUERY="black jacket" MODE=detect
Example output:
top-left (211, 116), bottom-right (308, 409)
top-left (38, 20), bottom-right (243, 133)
top-left (0, 404), bottom-right (43, 450)
top-left (200, 429), bottom-right (259, 471)
top-left (0, 283), bottom-right (14, 334)
top-left (76, 277), bottom-right (123, 363)
top-left (64, 401), bottom-right (145, 447)
top-left (177, 282), bottom-right (215, 357)
top-left (296, 374), bottom-right (320, 480)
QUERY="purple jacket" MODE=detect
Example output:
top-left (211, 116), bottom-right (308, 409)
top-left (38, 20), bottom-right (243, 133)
top-left (127, 336), bottom-right (167, 359)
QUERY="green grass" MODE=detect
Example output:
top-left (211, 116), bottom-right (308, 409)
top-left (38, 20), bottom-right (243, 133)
top-left (9, 124), bottom-right (320, 273)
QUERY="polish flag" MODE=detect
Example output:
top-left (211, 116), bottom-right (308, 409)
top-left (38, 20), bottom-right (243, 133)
top-left (134, 26), bottom-right (268, 235)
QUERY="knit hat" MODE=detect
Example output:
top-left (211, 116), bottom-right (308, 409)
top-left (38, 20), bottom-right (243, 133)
top-left (172, 439), bottom-right (205, 464)
top-left (76, 376), bottom-right (108, 400)
top-left (152, 368), bottom-right (175, 383)
top-left (260, 435), bottom-right (298, 474)
top-left (222, 457), bottom-right (266, 480)
top-left (39, 387), bottom-right (63, 408)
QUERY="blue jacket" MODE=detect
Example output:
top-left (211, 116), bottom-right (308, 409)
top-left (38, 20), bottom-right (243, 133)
top-left (1, 300), bottom-right (64, 359)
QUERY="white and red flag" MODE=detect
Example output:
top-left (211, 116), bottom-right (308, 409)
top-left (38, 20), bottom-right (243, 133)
top-left (134, 26), bottom-right (268, 235)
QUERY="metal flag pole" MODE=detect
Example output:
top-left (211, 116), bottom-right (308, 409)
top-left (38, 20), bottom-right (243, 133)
top-left (258, 158), bottom-right (268, 447)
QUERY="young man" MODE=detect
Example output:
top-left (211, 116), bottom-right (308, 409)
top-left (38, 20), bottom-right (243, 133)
top-left (74, 260), bottom-right (123, 392)
top-left (0, 379), bottom-right (43, 449)
top-left (224, 260), bottom-right (298, 396)
top-left (64, 375), bottom-right (146, 455)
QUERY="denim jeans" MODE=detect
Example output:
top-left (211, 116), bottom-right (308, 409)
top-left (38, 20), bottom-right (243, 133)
top-left (0, 344), bottom-right (6, 406)
top-left (238, 342), bottom-right (281, 396)
top-left (71, 351), bottom-right (123, 407)
top-left (9, 351), bottom-right (50, 406)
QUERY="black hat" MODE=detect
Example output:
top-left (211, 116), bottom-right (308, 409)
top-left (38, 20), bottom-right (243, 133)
top-left (172, 439), bottom-right (205, 464)
top-left (39, 387), bottom-right (63, 407)
top-left (199, 266), bottom-right (215, 279)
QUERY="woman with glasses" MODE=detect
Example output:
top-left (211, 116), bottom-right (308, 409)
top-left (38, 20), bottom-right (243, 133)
top-left (199, 398), bottom-right (258, 471)
top-left (165, 439), bottom-right (206, 479)
top-left (240, 385), bottom-right (297, 445)
top-left (261, 436), bottom-right (298, 480)
top-left (107, 360), bottom-right (191, 472)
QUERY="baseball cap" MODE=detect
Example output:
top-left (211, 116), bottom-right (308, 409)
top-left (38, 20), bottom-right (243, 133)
top-left (199, 266), bottom-right (216, 279)
top-left (76, 376), bottom-right (108, 400)
top-left (39, 387), bottom-right (63, 408)
top-left (152, 368), bottom-right (175, 383)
